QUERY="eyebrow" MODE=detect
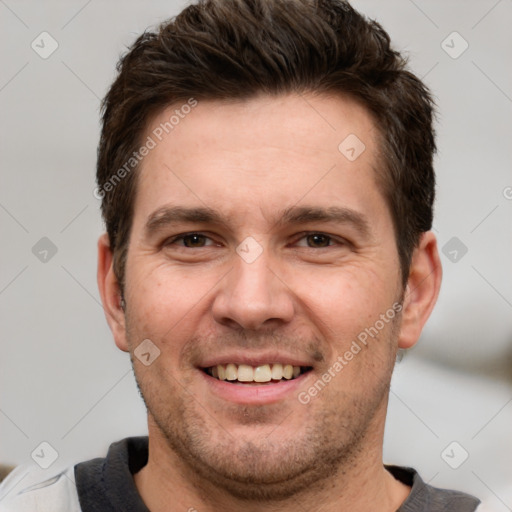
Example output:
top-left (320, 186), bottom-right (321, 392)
top-left (144, 204), bottom-right (372, 238)
top-left (144, 206), bottom-right (226, 237)
top-left (276, 206), bottom-right (372, 237)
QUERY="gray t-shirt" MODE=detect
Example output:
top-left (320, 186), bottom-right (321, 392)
top-left (75, 437), bottom-right (480, 511)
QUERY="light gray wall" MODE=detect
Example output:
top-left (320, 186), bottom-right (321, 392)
top-left (1, 0), bottom-right (511, 509)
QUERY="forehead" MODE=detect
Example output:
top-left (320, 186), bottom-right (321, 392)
top-left (132, 93), bottom-right (385, 230)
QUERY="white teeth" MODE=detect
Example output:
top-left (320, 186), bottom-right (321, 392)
top-left (283, 364), bottom-right (293, 379)
top-left (208, 363), bottom-right (306, 383)
top-left (271, 363), bottom-right (283, 380)
top-left (237, 364), bottom-right (254, 382)
top-left (254, 364), bottom-right (272, 382)
top-left (225, 363), bottom-right (237, 381)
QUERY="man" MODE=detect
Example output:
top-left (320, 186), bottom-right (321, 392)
top-left (0, 0), bottom-right (481, 510)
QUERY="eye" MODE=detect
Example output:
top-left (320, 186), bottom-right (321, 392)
top-left (295, 233), bottom-right (336, 248)
top-left (305, 233), bottom-right (332, 248)
top-left (166, 233), bottom-right (215, 248)
top-left (183, 234), bottom-right (208, 247)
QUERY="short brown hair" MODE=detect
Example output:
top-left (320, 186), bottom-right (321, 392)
top-left (97, 0), bottom-right (436, 292)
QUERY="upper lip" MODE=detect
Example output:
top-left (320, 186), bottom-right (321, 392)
top-left (198, 351), bottom-right (315, 369)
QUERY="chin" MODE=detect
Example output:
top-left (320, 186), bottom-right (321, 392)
top-left (175, 435), bottom-right (347, 501)
top-left (153, 401), bottom-right (367, 501)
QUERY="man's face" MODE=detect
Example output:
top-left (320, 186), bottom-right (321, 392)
top-left (120, 94), bottom-right (404, 497)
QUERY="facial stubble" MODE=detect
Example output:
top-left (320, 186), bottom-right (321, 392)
top-left (128, 318), bottom-right (400, 501)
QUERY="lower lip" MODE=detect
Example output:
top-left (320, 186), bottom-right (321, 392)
top-left (200, 370), bottom-right (311, 405)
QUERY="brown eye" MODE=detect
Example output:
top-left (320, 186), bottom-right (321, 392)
top-left (182, 234), bottom-right (207, 247)
top-left (306, 234), bottom-right (332, 248)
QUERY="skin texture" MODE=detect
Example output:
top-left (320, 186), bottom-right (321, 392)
top-left (97, 93), bottom-right (442, 512)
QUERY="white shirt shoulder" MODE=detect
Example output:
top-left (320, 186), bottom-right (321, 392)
top-left (0, 463), bottom-right (81, 512)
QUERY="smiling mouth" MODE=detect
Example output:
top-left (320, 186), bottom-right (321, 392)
top-left (203, 363), bottom-right (313, 384)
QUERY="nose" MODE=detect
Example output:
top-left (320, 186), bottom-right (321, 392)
top-left (211, 250), bottom-right (295, 331)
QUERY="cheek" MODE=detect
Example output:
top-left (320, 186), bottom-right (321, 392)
top-left (125, 260), bottom-right (235, 370)
top-left (125, 265), bottom-right (205, 347)
top-left (288, 264), bottom-right (395, 338)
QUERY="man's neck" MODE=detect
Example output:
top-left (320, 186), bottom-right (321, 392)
top-left (133, 433), bottom-right (410, 512)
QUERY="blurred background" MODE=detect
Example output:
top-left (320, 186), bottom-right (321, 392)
top-left (1, 0), bottom-right (511, 509)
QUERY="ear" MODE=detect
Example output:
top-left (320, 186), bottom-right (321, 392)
top-left (97, 233), bottom-right (129, 352)
top-left (398, 231), bottom-right (442, 349)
